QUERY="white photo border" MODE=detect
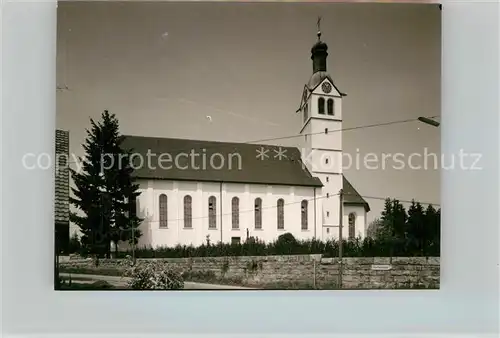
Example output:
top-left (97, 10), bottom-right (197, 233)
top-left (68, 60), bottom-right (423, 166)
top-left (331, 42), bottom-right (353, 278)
top-left (1, 0), bottom-right (499, 337)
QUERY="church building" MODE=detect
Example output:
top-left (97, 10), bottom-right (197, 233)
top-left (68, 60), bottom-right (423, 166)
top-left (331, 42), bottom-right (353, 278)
top-left (120, 28), bottom-right (370, 248)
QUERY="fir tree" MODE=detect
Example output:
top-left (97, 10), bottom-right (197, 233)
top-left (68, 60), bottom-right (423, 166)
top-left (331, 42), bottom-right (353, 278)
top-left (378, 198), bottom-right (394, 240)
top-left (70, 110), bottom-right (142, 258)
top-left (379, 198), bottom-right (408, 256)
top-left (406, 200), bottom-right (426, 255)
top-left (425, 205), bottom-right (440, 255)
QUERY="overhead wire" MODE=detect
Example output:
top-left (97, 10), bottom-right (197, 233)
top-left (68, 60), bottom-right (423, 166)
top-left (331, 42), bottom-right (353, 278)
top-left (64, 114), bottom-right (440, 165)
top-left (140, 191), bottom-right (439, 224)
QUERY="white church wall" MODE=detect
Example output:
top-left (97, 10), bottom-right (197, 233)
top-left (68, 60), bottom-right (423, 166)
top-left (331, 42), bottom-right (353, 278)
top-left (343, 204), bottom-right (367, 240)
top-left (220, 183), bottom-right (247, 243)
top-left (322, 225), bottom-right (338, 241)
top-left (126, 179), bottom-right (322, 249)
top-left (319, 205), bottom-right (366, 242)
top-left (314, 173), bottom-right (342, 227)
top-left (309, 95), bottom-right (342, 119)
top-left (307, 149), bottom-right (342, 174)
top-left (307, 119), bottom-right (342, 150)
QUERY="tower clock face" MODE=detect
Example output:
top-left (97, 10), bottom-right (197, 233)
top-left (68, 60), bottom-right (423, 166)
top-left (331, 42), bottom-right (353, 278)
top-left (322, 82), bottom-right (332, 94)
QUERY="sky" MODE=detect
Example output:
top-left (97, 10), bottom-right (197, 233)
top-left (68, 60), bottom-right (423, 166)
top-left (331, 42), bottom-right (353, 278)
top-left (56, 2), bottom-right (441, 231)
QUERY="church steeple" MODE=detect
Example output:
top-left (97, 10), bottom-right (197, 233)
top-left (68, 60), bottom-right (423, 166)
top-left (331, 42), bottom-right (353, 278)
top-left (311, 17), bottom-right (328, 74)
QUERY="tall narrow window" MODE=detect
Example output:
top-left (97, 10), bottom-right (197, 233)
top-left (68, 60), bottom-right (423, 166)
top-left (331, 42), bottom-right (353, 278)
top-left (208, 196), bottom-right (216, 229)
top-left (232, 197), bottom-right (239, 229)
top-left (327, 99), bottom-right (334, 115)
top-left (348, 213), bottom-right (356, 239)
top-left (277, 198), bottom-right (284, 230)
top-left (159, 194), bottom-right (168, 228)
top-left (318, 97), bottom-right (325, 114)
top-left (254, 198), bottom-right (262, 229)
top-left (184, 195), bottom-right (192, 228)
top-left (303, 104), bottom-right (308, 123)
top-left (301, 200), bottom-right (308, 230)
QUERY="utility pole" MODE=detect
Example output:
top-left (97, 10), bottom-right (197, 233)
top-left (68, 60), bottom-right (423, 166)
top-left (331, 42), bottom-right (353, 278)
top-left (338, 188), bottom-right (344, 288)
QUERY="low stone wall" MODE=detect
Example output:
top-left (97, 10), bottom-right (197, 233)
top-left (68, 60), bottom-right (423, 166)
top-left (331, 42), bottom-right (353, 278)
top-left (60, 255), bottom-right (440, 289)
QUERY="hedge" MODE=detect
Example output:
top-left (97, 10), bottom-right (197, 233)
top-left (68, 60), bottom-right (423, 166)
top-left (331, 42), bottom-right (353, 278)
top-left (111, 234), bottom-right (439, 259)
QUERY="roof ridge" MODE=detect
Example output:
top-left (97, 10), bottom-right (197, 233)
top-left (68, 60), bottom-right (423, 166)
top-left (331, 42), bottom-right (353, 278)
top-left (122, 134), bottom-right (301, 150)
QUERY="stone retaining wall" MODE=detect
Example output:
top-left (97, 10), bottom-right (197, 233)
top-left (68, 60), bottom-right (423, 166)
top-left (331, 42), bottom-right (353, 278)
top-left (60, 255), bottom-right (440, 289)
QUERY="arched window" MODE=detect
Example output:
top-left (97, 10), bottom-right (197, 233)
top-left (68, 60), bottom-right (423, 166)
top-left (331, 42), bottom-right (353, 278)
top-left (318, 97), bottom-right (325, 114)
top-left (348, 213), bottom-right (356, 239)
top-left (277, 199), bottom-right (284, 230)
top-left (232, 197), bottom-right (239, 229)
top-left (327, 99), bottom-right (334, 115)
top-left (301, 200), bottom-right (308, 230)
top-left (208, 196), bottom-right (216, 229)
top-left (184, 195), bottom-right (192, 228)
top-left (159, 194), bottom-right (168, 228)
top-left (254, 198), bottom-right (262, 229)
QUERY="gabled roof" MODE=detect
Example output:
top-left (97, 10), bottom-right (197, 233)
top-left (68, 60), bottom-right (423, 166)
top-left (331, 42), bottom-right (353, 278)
top-left (121, 135), bottom-right (323, 188)
top-left (55, 130), bottom-right (70, 224)
top-left (343, 176), bottom-right (370, 212)
top-left (296, 72), bottom-right (347, 112)
top-left (306, 71), bottom-right (346, 97)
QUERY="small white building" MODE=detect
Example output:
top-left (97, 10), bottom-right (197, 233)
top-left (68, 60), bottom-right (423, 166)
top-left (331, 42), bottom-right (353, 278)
top-left (119, 30), bottom-right (369, 248)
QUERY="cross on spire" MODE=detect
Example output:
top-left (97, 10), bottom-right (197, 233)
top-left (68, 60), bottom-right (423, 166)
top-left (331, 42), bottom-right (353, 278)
top-left (316, 16), bottom-right (322, 40)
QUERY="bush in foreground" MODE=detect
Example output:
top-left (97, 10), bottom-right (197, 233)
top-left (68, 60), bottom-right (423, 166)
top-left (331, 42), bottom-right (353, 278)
top-left (124, 260), bottom-right (184, 290)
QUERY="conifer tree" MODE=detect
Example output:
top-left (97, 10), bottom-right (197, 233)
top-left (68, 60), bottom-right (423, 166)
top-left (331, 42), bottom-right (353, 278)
top-left (425, 204), bottom-right (440, 255)
top-left (406, 200), bottom-right (426, 255)
top-left (379, 198), bottom-right (408, 255)
top-left (70, 110), bottom-right (142, 258)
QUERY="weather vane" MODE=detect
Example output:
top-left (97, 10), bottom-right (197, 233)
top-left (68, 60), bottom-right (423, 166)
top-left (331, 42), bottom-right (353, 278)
top-left (316, 16), bottom-right (322, 40)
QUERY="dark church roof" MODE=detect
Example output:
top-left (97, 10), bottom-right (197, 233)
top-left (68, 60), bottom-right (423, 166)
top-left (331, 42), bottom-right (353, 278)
top-left (55, 130), bottom-right (70, 224)
top-left (121, 135), bottom-right (323, 188)
top-left (342, 176), bottom-right (370, 212)
top-left (120, 135), bottom-right (370, 211)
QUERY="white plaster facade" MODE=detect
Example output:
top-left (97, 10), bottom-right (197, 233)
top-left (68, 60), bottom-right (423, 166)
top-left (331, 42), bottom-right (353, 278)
top-left (130, 180), bottom-right (322, 248)
top-left (117, 178), bottom-right (367, 249)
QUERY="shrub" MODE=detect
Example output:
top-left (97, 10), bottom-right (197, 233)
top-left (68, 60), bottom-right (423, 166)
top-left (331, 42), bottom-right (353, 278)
top-left (276, 233), bottom-right (297, 245)
top-left (116, 235), bottom-right (440, 259)
top-left (124, 261), bottom-right (184, 290)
